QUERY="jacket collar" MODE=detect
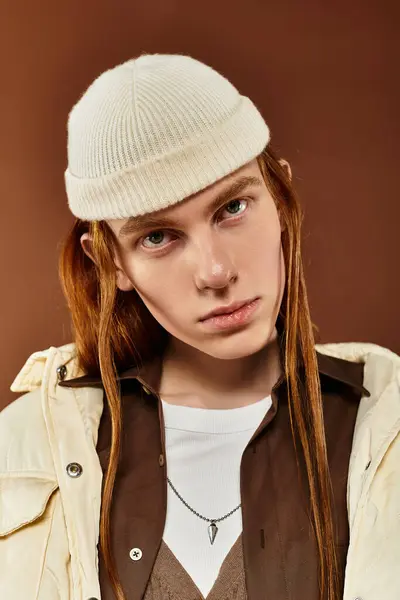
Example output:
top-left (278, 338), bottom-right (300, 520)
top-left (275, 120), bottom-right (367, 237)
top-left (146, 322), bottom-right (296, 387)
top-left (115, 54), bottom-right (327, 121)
top-left (59, 349), bottom-right (371, 398)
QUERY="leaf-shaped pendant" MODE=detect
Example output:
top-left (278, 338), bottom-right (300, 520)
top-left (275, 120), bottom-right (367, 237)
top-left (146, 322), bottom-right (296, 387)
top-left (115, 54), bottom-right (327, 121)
top-left (208, 522), bottom-right (218, 545)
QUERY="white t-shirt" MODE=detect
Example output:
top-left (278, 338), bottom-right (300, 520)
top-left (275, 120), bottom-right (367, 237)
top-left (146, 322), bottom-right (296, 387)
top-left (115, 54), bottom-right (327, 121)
top-left (161, 394), bottom-right (272, 597)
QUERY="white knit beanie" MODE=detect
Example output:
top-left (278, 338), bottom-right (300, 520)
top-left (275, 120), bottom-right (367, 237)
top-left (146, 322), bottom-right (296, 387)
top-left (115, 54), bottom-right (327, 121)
top-left (64, 54), bottom-right (270, 221)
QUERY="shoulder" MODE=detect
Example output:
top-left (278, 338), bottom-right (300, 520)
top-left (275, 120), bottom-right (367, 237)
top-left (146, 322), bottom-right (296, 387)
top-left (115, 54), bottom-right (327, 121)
top-left (315, 341), bottom-right (400, 407)
top-left (315, 340), bottom-right (399, 363)
top-left (0, 389), bottom-right (55, 475)
top-left (1, 341), bottom-right (97, 476)
top-left (315, 340), bottom-right (400, 371)
top-left (0, 341), bottom-right (79, 475)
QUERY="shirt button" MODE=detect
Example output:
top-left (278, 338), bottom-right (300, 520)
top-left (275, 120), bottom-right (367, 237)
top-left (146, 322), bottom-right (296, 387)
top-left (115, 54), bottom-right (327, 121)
top-left (129, 547), bottom-right (143, 561)
top-left (66, 462), bottom-right (83, 478)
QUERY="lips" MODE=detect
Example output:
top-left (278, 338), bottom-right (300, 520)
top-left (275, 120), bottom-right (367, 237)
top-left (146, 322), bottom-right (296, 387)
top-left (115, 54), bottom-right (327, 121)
top-left (200, 298), bottom-right (256, 321)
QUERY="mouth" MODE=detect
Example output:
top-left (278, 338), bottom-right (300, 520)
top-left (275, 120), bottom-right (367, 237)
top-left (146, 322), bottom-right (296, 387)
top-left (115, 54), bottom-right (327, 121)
top-left (199, 297), bottom-right (259, 322)
top-left (199, 297), bottom-right (261, 330)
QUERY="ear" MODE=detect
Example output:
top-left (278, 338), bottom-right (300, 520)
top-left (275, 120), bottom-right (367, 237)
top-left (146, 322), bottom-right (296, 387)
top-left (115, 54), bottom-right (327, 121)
top-left (79, 233), bottom-right (135, 292)
top-left (278, 158), bottom-right (292, 182)
top-left (80, 233), bottom-right (96, 264)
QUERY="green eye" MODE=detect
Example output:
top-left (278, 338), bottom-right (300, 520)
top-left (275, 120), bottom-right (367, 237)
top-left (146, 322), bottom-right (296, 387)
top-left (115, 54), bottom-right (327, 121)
top-left (224, 199), bottom-right (245, 215)
top-left (140, 198), bottom-right (251, 251)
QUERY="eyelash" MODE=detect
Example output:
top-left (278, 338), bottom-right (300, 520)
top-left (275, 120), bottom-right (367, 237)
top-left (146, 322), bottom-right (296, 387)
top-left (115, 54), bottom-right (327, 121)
top-left (138, 198), bottom-right (252, 251)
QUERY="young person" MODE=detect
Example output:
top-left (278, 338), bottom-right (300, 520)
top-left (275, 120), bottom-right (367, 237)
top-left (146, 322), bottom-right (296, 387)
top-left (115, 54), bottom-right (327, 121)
top-left (0, 54), bottom-right (399, 600)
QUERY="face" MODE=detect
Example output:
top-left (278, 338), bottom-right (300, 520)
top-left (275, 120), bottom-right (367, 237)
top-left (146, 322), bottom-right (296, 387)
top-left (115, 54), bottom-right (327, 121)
top-left (81, 158), bottom-right (286, 361)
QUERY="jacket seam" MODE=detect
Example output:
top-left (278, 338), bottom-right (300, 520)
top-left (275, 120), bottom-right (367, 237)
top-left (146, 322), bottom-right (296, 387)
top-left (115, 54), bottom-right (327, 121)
top-left (35, 492), bottom-right (58, 599)
top-left (44, 565), bottom-right (62, 599)
top-left (71, 384), bottom-right (102, 565)
top-left (73, 387), bottom-right (92, 442)
top-left (0, 470), bottom-right (57, 478)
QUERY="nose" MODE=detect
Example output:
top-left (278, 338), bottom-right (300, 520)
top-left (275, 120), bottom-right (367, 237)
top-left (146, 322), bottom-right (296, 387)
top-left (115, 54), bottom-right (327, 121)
top-left (194, 252), bottom-right (237, 290)
top-left (189, 231), bottom-right (238, 290)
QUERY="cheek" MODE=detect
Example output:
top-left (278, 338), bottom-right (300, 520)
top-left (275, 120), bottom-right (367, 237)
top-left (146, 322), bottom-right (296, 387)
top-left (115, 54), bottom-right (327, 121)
top-left (128, 264), bottom-right (182, 325)
top-left (254, 244), bottom-right (285, 307)
top-left (125, 255), bottom-right (175, 300)
top-left (242, 215), bottom-right (283, 280)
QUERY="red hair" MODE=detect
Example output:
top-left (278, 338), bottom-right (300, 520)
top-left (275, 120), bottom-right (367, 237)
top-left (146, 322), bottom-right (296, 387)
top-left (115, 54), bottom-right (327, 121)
top-left (58, 145), bottom-right (339, 600)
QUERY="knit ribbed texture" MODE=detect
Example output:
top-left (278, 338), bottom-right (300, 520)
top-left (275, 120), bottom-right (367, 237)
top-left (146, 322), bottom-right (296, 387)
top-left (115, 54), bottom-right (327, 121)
top-left (64, 54), bottom-right (270, 221)
top-left (143, 534), bottom-right (246, 600)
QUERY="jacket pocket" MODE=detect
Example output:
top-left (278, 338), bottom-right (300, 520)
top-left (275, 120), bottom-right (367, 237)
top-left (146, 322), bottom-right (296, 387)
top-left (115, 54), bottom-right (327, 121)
top-left (0, 471), bottom-right (58, 535)
top-left (0, 472), bottom-right (60, 599)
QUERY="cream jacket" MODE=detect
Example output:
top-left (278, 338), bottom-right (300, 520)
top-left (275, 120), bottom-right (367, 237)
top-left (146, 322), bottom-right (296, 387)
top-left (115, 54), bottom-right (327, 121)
top-left (0, 341), bottom-right (399, 600)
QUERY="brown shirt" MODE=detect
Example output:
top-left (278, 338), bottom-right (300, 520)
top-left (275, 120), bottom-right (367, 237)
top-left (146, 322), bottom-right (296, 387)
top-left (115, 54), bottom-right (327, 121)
top-left (61, 350), bottom-right (370, 600)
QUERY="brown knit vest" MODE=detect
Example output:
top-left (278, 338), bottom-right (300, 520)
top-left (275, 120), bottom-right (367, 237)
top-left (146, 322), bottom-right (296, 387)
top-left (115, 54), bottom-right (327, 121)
top-left (143, 533), bottom-right (246, 600)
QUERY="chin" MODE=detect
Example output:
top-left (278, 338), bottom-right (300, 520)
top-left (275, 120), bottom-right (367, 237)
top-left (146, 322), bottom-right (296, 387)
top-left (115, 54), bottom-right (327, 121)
top-left (199, 323), bottom-right (275, 361)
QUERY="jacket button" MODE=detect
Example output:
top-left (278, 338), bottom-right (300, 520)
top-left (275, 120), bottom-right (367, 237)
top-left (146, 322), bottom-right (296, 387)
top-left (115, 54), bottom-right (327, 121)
top-left (66, 462), bottom-right (83, 478)
top-left (159, 454), bottom-right (165, 467)
top-left (57, 364), bottom-right (67, 381)
top-left (142, 385), bottom-right (151, 395)
top-left (129, 547), bottom-right (143, 561)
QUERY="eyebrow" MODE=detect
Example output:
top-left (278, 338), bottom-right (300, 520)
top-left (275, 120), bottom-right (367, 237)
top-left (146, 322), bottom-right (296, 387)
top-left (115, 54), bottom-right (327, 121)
top-left (118, 175), bottom-right (263, 239)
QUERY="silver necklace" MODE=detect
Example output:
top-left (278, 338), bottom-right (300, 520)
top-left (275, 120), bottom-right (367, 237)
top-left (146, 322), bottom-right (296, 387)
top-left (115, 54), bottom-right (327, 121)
top-left (167, 477), bottom-right (241, 545)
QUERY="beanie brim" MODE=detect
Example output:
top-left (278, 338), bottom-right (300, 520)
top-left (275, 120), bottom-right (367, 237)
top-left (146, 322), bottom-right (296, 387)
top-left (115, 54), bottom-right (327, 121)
top-left (65, 95), bottom-right (270, 221)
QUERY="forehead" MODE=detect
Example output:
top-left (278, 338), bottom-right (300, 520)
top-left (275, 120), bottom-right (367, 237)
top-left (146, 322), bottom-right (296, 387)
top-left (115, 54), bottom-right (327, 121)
top-left (109, 159), bottom-right (264, 239)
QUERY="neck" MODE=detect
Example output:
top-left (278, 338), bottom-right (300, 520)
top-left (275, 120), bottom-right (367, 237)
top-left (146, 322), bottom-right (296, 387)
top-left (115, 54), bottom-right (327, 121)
top-left (159, 328), bottom-right (282, 409)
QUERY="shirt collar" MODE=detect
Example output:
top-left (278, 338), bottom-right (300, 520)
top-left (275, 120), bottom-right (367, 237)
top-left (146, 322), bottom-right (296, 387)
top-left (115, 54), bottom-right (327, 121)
top-left (58, 348), bottom-right (371, 398)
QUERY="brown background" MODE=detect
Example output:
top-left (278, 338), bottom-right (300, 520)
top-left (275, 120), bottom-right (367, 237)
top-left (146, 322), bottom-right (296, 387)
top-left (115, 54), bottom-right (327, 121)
top-left (1, 0), bottom-right (399, 409)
